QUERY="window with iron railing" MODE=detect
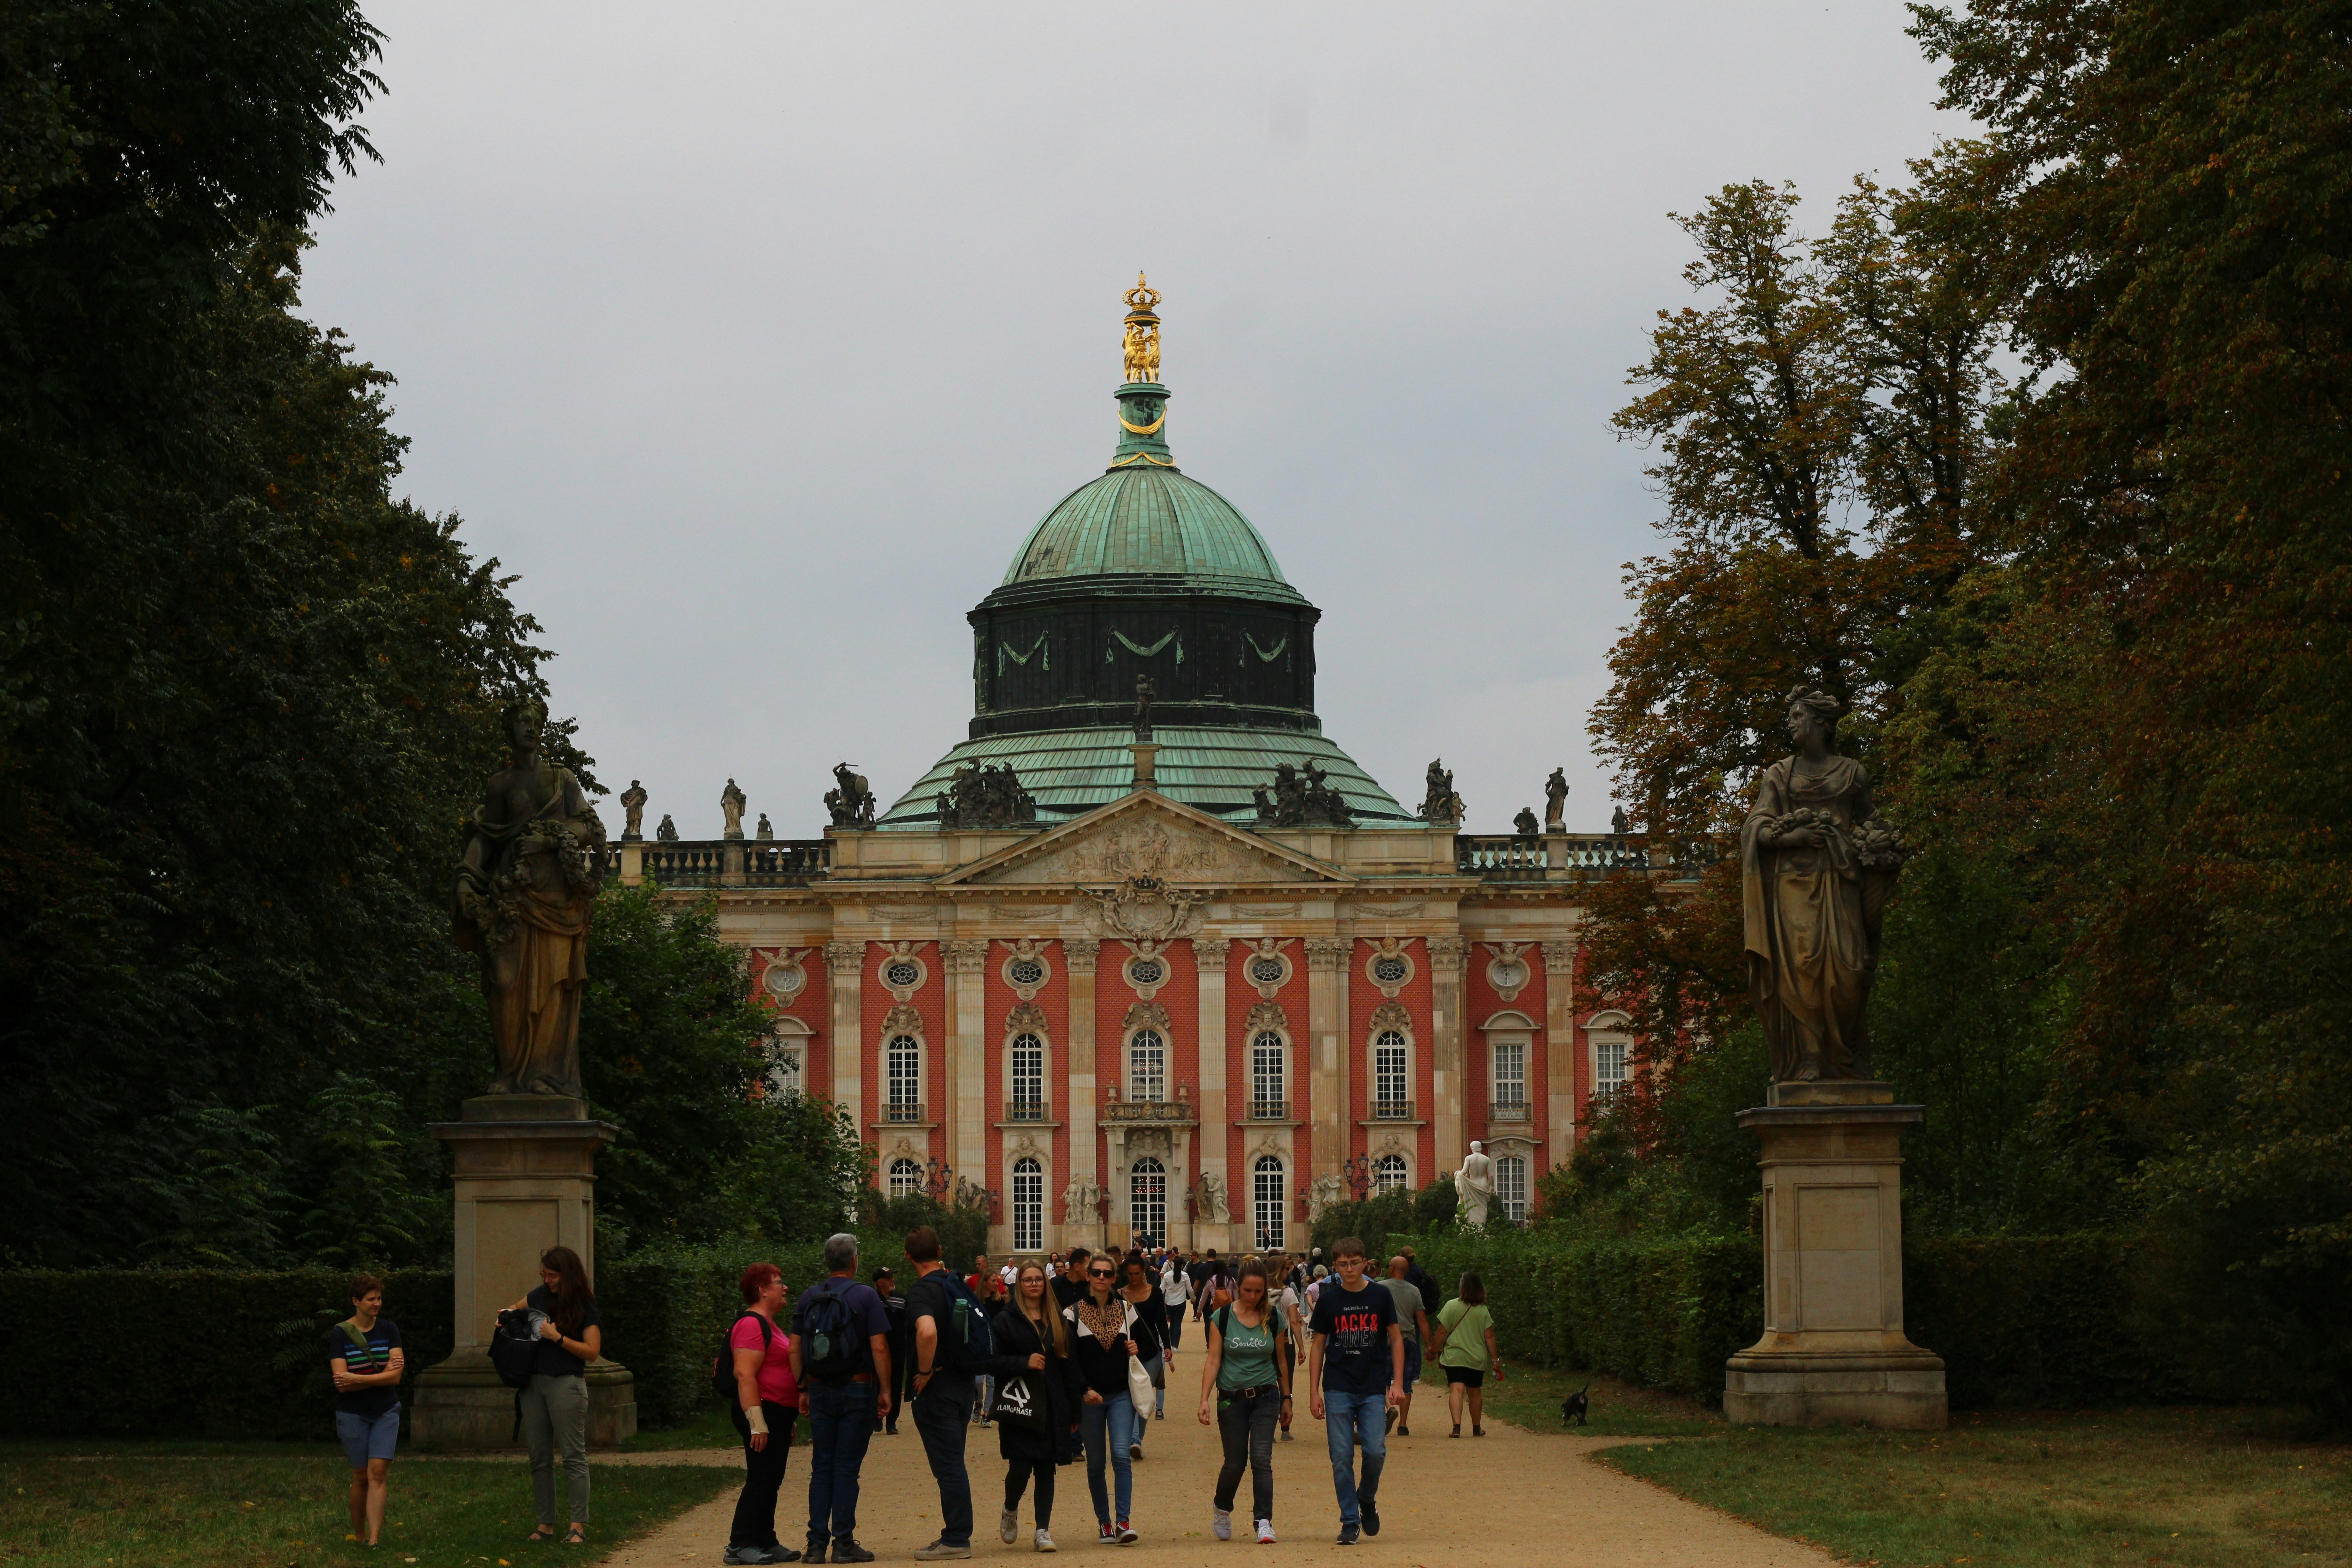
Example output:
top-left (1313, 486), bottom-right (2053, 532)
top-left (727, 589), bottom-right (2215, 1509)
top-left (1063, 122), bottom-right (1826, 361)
top-left (1374, 1030), bottom-right (1408, 1111)
top-left (1250, 1031), bottom-right (1285, 1118)
top-left (1009, 1031), bottom-right (1044, 1117)
top-left (1129, 1029), bottom-right (1166, 1103)
top-left (887, 1034), bottom-right (921, 1116)
top-left (1593, 1037), bottom-right (1628, 1105)
top-left (1492, 1039), bottom-right (1528, 1110)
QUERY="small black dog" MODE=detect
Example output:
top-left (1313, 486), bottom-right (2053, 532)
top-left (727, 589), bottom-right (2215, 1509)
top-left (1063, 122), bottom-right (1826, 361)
top-left (1560, 1386), bottom-right (1590, 1426)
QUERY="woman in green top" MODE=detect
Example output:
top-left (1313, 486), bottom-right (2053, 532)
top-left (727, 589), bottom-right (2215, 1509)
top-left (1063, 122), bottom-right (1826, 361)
top-left (1194, 1259), bottom-right (1290, 1544)
top-left (1430, 1270), bottom-right (1503, 1437)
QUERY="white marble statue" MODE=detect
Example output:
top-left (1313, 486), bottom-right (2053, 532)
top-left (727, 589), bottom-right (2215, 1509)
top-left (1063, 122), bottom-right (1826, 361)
top-left (1308, 1172), bottom-right (1346, 1219)
top-left (1455, 1140), bottom-right (1497, 1228)
top-left (1197, 1171), bottom-right (1229, 1223)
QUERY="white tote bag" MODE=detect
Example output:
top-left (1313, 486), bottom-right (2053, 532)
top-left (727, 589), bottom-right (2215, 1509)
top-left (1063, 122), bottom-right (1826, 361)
top-left (1126, 1350), bottom-right (1156, 1412)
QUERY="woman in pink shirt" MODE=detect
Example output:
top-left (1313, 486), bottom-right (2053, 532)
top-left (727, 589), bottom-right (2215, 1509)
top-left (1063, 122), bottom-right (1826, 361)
top-left (728, 1263), bottom-right (804, 1564)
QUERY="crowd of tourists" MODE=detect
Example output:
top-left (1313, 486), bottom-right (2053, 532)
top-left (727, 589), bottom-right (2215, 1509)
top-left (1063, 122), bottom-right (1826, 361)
top-left (319, 1233), bottom-right (1504, 1559)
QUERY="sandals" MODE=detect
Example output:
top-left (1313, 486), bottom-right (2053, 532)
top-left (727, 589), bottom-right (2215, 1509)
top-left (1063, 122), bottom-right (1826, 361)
top-left (563, 1526), bottom-right (588, 1546)
top-left (527, 1528), bottom-right (559, 1544)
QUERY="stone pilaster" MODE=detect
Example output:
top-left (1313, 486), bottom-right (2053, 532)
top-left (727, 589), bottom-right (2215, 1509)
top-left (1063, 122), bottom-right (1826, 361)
top-left (1542, 940), bottom-right (1577, 1170)
top-left (944, 939), bottom-right (991, 1179)
top-left (1426, 935), bottom-right (1468, 1174)
top-left (1065, 938), bottom-right (1100, 1216)
top-left (1303, 937), bottom-right (1353, 1188)
top-left (1194, 939), bottom-right (1230, 1249)
top-left (825, 940), bottom-right (865, 1130)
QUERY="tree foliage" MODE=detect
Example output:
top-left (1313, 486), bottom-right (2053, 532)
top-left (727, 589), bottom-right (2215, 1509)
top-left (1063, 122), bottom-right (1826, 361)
top-left (1579, 0), bottom-right (2352, 1417)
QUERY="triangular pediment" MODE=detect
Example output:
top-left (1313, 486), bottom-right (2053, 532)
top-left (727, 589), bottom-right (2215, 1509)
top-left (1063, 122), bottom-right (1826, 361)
top-left (939, 791), bottom-right (1352, 887)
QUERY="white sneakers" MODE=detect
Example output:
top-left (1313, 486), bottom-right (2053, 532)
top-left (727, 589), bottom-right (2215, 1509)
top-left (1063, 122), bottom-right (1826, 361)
top-left (1212, 1510), bottom-right (1232, 1541)
top-left (1000, 1510), bottom-right (1018, 1545)
top-left (1255, 1519), bottom-right (1277, 1544)
top-left (1033, 1528), bottom-right (1056, 1553)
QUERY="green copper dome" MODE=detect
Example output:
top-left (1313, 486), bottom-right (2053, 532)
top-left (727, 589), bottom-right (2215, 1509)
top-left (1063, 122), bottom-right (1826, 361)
top-left (996, 382), bottom-right (1305, 606)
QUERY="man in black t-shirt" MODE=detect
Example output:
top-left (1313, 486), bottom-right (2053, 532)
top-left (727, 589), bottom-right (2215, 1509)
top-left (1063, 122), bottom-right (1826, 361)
top-left (1050, 1247), bottom-right (1090, 1311)
top-left (326, 1274), bottom-right (405, 1550)
top-left (1305, 1238), bottom-right (1403, 1546)
top-left (903, 1225), bottom-right (974, 1559)
top-left (873, 1266), bottom-right (911, 1436)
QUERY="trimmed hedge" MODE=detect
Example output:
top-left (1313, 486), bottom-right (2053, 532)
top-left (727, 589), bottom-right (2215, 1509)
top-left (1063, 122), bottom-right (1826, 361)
top-left (0, 1231), bottom-right (954, 1441)
top-left (0, 1269), bottom-right (455, 1440)
top-left (1402, 1227), bottom-right (2187, 1410)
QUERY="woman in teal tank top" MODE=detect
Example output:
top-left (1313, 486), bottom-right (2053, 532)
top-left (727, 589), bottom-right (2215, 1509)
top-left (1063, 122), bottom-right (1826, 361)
top-left (1194, 1260), bottom-right (1290, 1543)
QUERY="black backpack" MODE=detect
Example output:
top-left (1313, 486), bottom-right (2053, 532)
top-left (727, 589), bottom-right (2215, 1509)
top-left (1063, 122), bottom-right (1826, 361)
top-left (798, 1279), bottom-right (863, 1385)
top-left (490, 1308), bottom-right (540, 1390)
top-left (710, 1310), bottom-right (775, 1402)
top-left (922, 1270), bottom-right (995, 1374)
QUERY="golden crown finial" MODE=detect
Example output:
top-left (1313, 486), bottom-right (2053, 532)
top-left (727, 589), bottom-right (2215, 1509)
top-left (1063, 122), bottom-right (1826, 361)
top-left (1121, 272), bottom-right (1162, 384)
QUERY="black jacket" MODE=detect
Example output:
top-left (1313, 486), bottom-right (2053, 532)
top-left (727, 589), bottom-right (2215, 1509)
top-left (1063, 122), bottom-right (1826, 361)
top-left (986, 1301), bottom-right (1085, 1463)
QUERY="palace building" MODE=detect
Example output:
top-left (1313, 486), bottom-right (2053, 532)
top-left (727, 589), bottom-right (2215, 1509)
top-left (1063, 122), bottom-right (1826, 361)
top-left (615, 279), bottom-right (1701, 1258)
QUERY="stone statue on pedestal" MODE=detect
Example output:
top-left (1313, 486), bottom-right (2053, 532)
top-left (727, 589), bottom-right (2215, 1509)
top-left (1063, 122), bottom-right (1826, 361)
top-left (755, 813), bottom-right (773, 841)
top-left (1611, 804), bottom-right (1630, 835)
top-left (655, 813), bottom-right (679, 841)
top-left (1512, 806), bottom-right (1539, 837)
top-left (619, 779), bottom-right (647, 841)
top-left (452, 697), bottom-right (606, 1100)
top-left (827, 762), bottom-right (877, 829)
top-left (1417, 759), bottom-right (1466, 823)
top-left (1544, 768), bottom-right (1569, 831)
top-left (1455, 1141), bottom-right (1496, 1227)
top-left (1741, 687), bottom-right (1907, 1083)
top-left (1196, 1171), bottom-right (1229, 1223)
top-left (720, 778), bottom-right (748, 840)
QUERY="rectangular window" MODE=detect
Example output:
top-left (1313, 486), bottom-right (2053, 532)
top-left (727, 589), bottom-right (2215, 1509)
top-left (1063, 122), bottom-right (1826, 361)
top-left (1496, 1154), bottom-right (1528, 1223)
top-left (1374, 1032), bottom-right (1408, 1108)
top-left (1253, 1159), bottom-right (1286, 1251)
top-left (1129, 1030), bottom-right (1166, 1103)
top-left (1492, 1040), bottom-right (1526, 1109)
top-left (1250, 1034), bottom-right (1286, 1116)
top-left (1009, 1033), bottom-right (1044, 1115)
top-left (1012, 1160), bottom-right (1043, 1252)
top-left (1593, 1038), bottom-right (1627, 1105)
top-left (887, 1034), bottom-right (921, 1117)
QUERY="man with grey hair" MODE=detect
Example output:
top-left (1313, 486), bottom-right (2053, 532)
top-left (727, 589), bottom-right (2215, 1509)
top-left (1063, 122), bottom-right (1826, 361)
top-left (796, 1234), bottom-right (893, 1563)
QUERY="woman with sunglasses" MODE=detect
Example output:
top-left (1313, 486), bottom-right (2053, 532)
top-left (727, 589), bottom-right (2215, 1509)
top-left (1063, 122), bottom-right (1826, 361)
top-left (986, 1263), bottom-right (1084, 1552)
top-left (1063, 1255), bottom-right (1145, 1544)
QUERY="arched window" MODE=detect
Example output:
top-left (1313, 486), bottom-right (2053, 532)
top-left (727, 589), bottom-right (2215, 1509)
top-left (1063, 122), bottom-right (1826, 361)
top-left (887, 1156), bottom-right (922, 1198)
top-left (1012, 1157), bottom-right (1044, 1252)
top-left (1250, 1030), bottom-right (1287, 1118)
top-left (1252, 1155), bottom-right (1286, 1251)
top-left (1129, 1029), bottom-right (1166, 1103)
top-left (1374, 1153), bottom-right (1408, 1194)
top-left (1009, 1032), bottom-right (1044, 1118)
top-left (1495, 1153), bottom-right (1528, 1224)
top-left (886, 1033), bottom-right (922, 1120)
top-left (1129, 1157), bottom-right (1166, 1247)
top-left (1373, 1029), bottom-right (1409, 1116)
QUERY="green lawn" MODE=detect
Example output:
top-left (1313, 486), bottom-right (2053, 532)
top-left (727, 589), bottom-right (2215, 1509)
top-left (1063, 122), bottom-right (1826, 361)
top-left (1602, 1406), bottom-right (2352, 1568)
top-left (1412, 1356), bottom-right (1724, 1438)
top-left (0, 1450), bottom-right (728, 1567)
top-left (620, 1405), bottom-right (738, 1452)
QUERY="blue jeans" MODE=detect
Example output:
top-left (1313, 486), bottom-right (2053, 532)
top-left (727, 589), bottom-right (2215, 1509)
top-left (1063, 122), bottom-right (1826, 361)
top-left (1321, 1388), bottom-right (1388, 1527)
top-left (1080, 1391), bottom-right (1137, 1527)
top-left (804, 1381), bottom-right (877, 1544)
top-left (912, 1385), bottom-right (973, 1548)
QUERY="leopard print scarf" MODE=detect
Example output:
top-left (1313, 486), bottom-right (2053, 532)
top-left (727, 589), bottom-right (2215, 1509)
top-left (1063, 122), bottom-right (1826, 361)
top-left (1074, 1297), bottom-right (1126, 1347)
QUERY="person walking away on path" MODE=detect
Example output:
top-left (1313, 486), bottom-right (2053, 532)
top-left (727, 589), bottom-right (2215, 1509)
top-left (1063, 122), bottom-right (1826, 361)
top-left (1064, 1251), bottom-right (1144, 1543)
top-left (1186, 1249), bottom-right (1218, 1321)
top-left (1117, 1254), bottom-right (1168, 1443)
top-left (1305, 1236), bottom-right (1403, 1546)
top-left (971, 1271), bottom-right (1008, 1429)
top-left (986, 1262), bottom-right (1085, 1552)
top-left (797, 1234), bottom-right (893, 1563)
top-left (1051, 1248), bottom-right (1090, 1312)
top-left (1158, 1252), bottom-right (1189, 1366)
top-left (1195, 1259), bottom-right (1289, 1544)
top-left (905, 1225), bottom-right (979, 1560)
top-left (504, 1245), bottom-right (600, 1546)
top-left (1429, 1270), bottom-right (1504, 1438)
top-left (326, 1273), bottom-right (403, 1549)
top-left (1398, 1245), bottom-right (1442, 1317)
top-left (872, 1267), bottom-right (909, 1437)
top-left (1380, 1256), bottom-right (1430, 1437)
top-left (1270, 1261), bottom-right (1305, 1443)
top-left (725, 1263), bottom-right (803, 1564)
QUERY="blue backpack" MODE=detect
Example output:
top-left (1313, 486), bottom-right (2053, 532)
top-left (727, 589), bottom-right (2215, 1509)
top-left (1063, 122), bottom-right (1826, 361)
top-left (798, 1279), bottom-right (863, 1385)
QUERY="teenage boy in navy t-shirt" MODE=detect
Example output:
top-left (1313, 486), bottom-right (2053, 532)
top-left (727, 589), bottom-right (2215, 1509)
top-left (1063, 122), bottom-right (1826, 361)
top-left (1305, 1237), bottom-right (1403, 1546)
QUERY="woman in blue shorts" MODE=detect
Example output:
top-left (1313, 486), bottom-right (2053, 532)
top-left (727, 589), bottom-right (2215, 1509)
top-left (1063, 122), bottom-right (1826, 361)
top-left (326, 1273), bottom-right (406, 1547)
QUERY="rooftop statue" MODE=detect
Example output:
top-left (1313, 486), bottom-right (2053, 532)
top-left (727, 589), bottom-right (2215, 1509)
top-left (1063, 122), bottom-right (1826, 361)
top-left (719, 777), bottom-right (748, 839)
top-left (1263, 760), bottom-right (1354, 828)
top-left (1513, 806), bottom-right (1540, 837)
top-left (755, 812), bottom-right (773, 842)
top-left (1544, 767), bottom-right (1569, 831)
top-left (936, 761), bottom-right (1038, 829)
top-left (1121, 273), bottom-right (1162, 385)
top-left (1134, 674), bottom-right (1154, 742)
top-left (655, 812), bottom-right (678, 842)
top-left (452, 697), bottom-right (606, 1099)
top-left (1612, 804), bottom-right (1631, 835)
top-left (619, 779), bottom-right (648, 841)
top-left (826, 762), bottom-right (877, 829)
top-left (1741, 688), bottom-right (1908, 1083)
top-left (1417, 758), bottom-right (1465, 824)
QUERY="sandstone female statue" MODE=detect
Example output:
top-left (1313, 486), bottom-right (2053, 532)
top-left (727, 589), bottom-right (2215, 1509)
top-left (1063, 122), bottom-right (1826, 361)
top-left (1740, 688), bottom-right (1904, 1083)
top-left (453, 698), bottom-right (606, 1098)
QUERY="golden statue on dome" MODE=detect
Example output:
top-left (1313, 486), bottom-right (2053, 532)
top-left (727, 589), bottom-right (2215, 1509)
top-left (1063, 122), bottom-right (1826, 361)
top-left (1122, 272), bottom-right (1162, 385)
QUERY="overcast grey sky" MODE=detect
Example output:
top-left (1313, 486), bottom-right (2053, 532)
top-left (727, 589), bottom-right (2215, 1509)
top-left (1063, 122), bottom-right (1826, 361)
top-left (303, 2), bottom-right (1966, 839)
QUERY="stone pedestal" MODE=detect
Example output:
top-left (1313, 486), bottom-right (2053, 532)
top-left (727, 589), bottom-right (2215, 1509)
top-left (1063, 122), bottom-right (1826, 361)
top-left (1722, 1080), bottom-right (1947, 1430)
top-left (411, 1096), bottom-right (637, 1448)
